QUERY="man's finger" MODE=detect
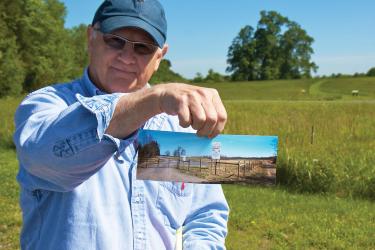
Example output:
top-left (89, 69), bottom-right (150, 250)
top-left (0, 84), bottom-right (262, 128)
top-left (208, 92), bottom-right (227, 138)
top-left (189, 100), bottom-right (206, 132)
top-left (197, 99), bottom-right (218, 137)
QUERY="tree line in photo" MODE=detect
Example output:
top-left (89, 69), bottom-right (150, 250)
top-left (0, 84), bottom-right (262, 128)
top-left (1, 0), bottom-right (374, 97)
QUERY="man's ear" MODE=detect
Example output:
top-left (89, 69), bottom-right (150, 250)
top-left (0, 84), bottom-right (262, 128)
top-left (153, 43), bottom-right (169, 71)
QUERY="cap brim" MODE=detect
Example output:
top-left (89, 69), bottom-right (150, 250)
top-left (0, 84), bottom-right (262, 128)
top-left (100, 16), bottom-right (165, 48)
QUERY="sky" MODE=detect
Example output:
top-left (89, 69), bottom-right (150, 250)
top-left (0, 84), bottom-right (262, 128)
top-left (62, 0), bottom-right (375, 78)
top-left (139, 130), bottom-right (278, 158)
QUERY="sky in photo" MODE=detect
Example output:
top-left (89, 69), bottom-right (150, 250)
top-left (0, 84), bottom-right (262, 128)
top-left (62, 0), bottom-right (375, 78)
top-left (139, 130), bottom-right (278, 158)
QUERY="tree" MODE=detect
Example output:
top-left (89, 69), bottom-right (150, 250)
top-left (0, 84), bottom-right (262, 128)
top-left (279, 21), bottom-right (317, 78)
top-left (67, 24), bottom-right (89, 80)
top-left (149, 59), bottom-right (187, 84)
top-left (18, 0), bottom-right (75, 92)
top-left (254, 11), bottom-right (288, 80)
top-left (226, 11), bottom-right (317, 81)
top-left (138, 140), bottom-right (160, 162)
top-left (204, 69), bottom-right (226, 83)
top-left (367, 67), bottom-right (375, 77)
top-left (192, 72), bottom-right (204, 83)
top-left (173, 146), bottom-right (184, 157)
top-left (226, 25), bottom-right (258, 81)
top-left (0, 1), bottom-right (25, 97)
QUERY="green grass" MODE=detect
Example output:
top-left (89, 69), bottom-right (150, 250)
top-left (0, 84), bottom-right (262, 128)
top-left (198, 79), bottom-right (316, 100)
top-left (0, 150), bottom-right (21, 250)
top-left (320, 77), bottom-right (375, 99)
top-left (223, 184), bottom-right (375, 250)
top-left (197, 76), bottom-right (375, 101)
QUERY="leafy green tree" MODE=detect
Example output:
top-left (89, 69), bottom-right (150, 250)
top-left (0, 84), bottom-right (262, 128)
top-left (18, 0), bottom-right (74, 92)
top-left (204, 69), bottom-right (226, 83)
top-left (67, 24), bottom-right (89, 79)
top-left (192, 72), bottom-right (204, 83)
top-left (227, 11), bottom-right (317, 81)
top-left (367, 67), bottom-right (375, 77)
top-left (226, 25), bottom-right (258, 81)
top-left (279, 21), bottom-right (317, 79)
top-left (254, 11), bottom-right (288, 80)
top-left (0, 1), bottom-right (25, 97)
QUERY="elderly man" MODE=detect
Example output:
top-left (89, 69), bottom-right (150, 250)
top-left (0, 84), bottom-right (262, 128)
top-left (13, 0), bottom-right (229, 249)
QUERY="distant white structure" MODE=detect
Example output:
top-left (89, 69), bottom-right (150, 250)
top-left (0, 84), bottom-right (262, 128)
top-left (352, 90), bottom-right (359, 96)
top-left (211, 142), bottom-right (221, 160)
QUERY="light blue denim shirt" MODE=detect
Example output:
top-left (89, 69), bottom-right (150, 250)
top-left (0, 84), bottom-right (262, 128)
top-left (13, 69), bottom-right (229, 250)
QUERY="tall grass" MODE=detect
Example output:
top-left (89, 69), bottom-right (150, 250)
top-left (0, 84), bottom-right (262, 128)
top-left (0, 96), bottom-right (23, 149)
top-left (224, 100), bottom-right (375, 199)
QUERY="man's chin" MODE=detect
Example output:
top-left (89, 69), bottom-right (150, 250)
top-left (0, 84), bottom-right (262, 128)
top-left (110, 79), bottom-right (144, 93)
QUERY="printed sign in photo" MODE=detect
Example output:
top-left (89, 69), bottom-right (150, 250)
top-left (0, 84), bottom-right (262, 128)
top-left (136, 129), bottom-right (278, 185)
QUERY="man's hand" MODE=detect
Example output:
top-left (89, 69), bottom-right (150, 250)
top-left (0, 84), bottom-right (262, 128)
top-left (156, 83), bottom-right (227, 138)
top-left (106, 83), bottom-right (227, 139)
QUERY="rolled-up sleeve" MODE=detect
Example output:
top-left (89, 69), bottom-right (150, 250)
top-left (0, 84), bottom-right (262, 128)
top-left (13, 88), bottom-right (136, 191)
top-left (183, 184), bottom-right (230, 250)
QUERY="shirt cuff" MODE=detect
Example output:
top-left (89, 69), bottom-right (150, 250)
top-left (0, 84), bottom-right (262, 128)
top-left (76, 93), bottom-right (138, 154)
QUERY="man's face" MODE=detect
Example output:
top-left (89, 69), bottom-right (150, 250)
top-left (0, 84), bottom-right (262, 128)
top-left (87, 26), bottom-right (168, 93)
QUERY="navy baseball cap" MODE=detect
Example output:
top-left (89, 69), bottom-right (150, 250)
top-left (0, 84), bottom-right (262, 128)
top-left (92, 0), bottom-right (167, 48)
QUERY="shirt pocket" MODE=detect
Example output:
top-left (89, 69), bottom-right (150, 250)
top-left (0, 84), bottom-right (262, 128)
top-left (156, 182), bottom-right (193, 229)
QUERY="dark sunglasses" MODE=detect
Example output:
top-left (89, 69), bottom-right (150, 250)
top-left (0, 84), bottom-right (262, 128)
top-left (100, 32), bottom-right (158, 56)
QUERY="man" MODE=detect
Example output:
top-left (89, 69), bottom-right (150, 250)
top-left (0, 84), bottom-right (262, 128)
top-left (13, 0), bottom-right (229, 249)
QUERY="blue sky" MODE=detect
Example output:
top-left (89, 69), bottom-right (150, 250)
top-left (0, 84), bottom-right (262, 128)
top-left (62, 0), bottom-right (375, 78)
top-left (139, 130), bottom-right (278, 158)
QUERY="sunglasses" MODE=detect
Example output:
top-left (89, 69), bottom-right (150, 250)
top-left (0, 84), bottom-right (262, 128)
top-left (99, 32), bottom-right (159, 56)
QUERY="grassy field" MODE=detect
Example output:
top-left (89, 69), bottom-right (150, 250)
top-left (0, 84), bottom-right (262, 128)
top-left (1, 77), bottom-right (375, 249)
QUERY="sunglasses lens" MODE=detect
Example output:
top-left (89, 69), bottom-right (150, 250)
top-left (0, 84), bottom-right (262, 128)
top-left (134, 43), bottom-right (157, 55)
top-left (103, 35), bottom-right (125, 50)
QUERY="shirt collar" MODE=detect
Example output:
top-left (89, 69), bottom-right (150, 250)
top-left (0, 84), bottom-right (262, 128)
top-left (81, 67), bottom-right (107, 96)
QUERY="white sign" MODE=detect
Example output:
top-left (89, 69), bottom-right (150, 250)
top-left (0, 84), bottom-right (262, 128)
top-left (211, 142), bottom-right (221, 160)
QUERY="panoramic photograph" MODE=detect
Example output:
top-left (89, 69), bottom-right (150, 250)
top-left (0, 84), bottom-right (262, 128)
top-left (136, 130), bottom-right (278, 184)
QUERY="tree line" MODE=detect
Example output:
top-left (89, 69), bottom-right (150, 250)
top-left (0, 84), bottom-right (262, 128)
top-left (0, 1), bottom-right (374, 97)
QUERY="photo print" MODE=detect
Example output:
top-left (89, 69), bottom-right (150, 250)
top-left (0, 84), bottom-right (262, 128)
top-left (136, 129), bottom-right (278, 185)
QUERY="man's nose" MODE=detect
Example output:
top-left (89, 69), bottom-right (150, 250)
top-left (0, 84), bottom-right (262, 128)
top-left (117, 43), bottom-right (136, 64)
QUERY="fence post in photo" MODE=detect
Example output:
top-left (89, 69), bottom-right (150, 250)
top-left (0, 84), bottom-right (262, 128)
top-left (311, 125), bottom-right (315, 144)
top-left (215, 160), bottom-right (217, 175)
top-left (243, 160), bottom-right (246, 177)
top-left (237, 162), bottom-right (240, 177)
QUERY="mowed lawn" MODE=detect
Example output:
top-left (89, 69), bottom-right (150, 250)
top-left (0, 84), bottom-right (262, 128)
top-left (1, 77), bottom-right (375, 249)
